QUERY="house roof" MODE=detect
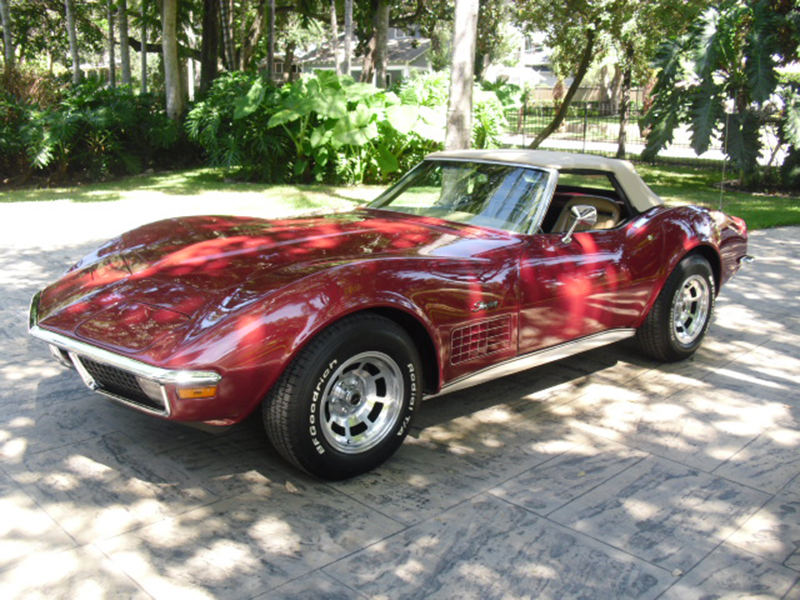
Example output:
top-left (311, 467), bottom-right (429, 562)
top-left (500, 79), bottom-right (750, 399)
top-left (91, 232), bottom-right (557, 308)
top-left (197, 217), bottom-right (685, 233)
top-left (301, 35), bottom-right (431, 67)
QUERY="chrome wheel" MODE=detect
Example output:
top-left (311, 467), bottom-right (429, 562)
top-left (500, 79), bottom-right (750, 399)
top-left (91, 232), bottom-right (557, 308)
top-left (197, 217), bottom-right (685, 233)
top-left (673, 274), bottom-right (711, 345)
top-left (320, 351), bottom-right (404, 454)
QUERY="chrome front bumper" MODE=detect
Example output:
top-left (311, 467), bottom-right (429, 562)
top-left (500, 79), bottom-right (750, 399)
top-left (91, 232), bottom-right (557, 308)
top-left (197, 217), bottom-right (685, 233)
top-left (28, 291), bottom-right (222, 417)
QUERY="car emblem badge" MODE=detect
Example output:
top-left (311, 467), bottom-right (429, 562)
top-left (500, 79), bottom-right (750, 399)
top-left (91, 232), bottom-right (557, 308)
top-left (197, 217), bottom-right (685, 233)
top-left (472, 300), bottom-right (499, 312)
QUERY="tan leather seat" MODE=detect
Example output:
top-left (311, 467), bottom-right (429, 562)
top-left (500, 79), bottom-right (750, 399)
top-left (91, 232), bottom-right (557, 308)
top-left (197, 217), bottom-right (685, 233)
top-left (551, 195), bottom-right (621, 233)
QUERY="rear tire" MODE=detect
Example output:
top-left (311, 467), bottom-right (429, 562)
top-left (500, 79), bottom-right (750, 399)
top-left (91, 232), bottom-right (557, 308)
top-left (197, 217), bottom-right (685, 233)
top-left (637, 254), bottom-right (715, 362)
top-left (263, 314), bottom-right (421, 480)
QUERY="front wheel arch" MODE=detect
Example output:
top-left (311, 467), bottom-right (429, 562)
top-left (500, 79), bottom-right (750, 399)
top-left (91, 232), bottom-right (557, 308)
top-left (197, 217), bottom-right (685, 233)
top-left (369, 306), bottom-right (440, 396)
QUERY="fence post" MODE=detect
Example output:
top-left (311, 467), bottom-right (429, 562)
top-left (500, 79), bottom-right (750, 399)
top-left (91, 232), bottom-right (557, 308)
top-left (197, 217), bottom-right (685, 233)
top-left (582, 104), bottom-right (588, 153)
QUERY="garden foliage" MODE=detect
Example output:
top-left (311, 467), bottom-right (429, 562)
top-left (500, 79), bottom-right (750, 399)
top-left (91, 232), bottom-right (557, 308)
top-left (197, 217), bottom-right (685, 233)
top-left (642, 0), bottom-right (800, 188)
top-left (187, 70), bottom-right (508, 184)
top-left (4, 68), bottom-right (511, 187)
top-left (1, 77), bottom-right (178, 182)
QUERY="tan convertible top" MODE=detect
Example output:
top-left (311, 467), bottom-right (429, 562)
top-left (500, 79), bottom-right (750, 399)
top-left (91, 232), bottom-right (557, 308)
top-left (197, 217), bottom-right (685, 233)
top-left (426, 149), bottom-right (663, 213)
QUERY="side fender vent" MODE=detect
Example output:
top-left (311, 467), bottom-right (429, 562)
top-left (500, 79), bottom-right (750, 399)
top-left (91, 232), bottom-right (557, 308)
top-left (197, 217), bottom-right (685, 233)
top-left (451, 317), bottom-right (511, 364)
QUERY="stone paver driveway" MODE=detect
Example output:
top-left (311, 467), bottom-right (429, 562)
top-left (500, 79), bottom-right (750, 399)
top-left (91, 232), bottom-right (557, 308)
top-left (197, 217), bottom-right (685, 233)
top-left (1, 197), bottom-right (798, 599)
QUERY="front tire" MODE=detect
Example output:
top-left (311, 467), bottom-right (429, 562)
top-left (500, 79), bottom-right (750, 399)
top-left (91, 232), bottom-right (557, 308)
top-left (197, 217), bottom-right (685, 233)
top-left (637, 254), bottom-right (715, 362)
top-left (263, 314), bottom-right (421, 480)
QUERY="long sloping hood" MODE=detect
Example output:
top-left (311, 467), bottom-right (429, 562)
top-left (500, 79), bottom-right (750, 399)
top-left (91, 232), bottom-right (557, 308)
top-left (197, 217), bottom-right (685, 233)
top-left (35, 209), bottom-right (518, 355)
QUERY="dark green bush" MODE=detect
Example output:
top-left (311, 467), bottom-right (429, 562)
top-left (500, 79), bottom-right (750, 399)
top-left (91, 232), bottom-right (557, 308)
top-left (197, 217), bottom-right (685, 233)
top-left (186, 71), bottom-right (291, 182)
top-left (186, 70), bottom-right (509, 185)
top-left (0, 95), bottom-right (27, 180)
top-left (22, 80), bottom-right (178, 181)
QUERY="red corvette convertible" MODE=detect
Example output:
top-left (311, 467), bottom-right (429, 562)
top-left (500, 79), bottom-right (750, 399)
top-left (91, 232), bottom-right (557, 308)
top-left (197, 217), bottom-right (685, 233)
top-left (29, 150), bottom-right (750, 479)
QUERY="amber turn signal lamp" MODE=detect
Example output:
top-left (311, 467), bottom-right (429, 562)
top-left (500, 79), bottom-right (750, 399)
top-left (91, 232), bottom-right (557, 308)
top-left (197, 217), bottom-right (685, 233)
top-left (177, 385), bottom-right (218, 399)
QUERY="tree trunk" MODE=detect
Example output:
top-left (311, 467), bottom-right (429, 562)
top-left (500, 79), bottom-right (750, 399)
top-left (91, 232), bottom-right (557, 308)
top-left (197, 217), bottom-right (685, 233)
top-left (119, 0), bottom-right (132, 84)
top-left (474, 52), bottom-right (486, 82)
top-left (108, 0), bottom-right (116, 87)
top-left (374, 0), bottom-right (389, 88)
top-left (65, 0), bottom-right (81, 85)
top-left (361, 35), bottom-right (376, 83)
top-left (0, 0), bottom-right (13, 75)
top-left (360, 0), bottom-right (377, 84)
top-left (528, 28), bottom-right (596, 150)
top-left (140, 0), bottom-right (147, 93)
top-left (616, 44), bottom-right (633, 159)
top-left (267, 0), bottom-right (275, 81)
top-left (343, 0), bottom-right (353, 76)
top-left (240, 0), bottom-right (267, 71)
top-left (200, 0), bottom-right (219, 93)
top-left (219, 0), bottom-right (235, 71)
top-left (446, 0), bottom-right (479, 150)
top-left (162, 0), bottom-right (182, 120)
top-left (330, 0), bottom-right (340, 75)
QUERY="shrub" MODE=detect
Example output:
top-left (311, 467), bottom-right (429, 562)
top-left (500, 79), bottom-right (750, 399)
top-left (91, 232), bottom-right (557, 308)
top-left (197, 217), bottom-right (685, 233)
top-left (187, 70), bottom-right (511, 185)
top-left (186, 72), bottom-right (292, 182)
top-left (19, 79), bottom-right (178, 182)
top-left (9, 80), bottom-right (177, 184)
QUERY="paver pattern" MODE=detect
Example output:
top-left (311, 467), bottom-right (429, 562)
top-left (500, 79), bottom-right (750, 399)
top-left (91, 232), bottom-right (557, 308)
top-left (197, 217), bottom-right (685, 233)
top-left (1, 196), bottom-right (798, 599)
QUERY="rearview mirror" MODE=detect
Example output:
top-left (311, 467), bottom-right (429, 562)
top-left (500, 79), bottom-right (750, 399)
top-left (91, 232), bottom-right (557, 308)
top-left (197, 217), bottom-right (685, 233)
top-left (561, 205), bottom-right (598, 244)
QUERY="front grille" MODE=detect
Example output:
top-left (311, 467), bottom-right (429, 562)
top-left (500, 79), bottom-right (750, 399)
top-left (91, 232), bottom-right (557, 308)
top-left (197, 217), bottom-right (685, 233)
top-left (77, 356), bottom-right (165, 412)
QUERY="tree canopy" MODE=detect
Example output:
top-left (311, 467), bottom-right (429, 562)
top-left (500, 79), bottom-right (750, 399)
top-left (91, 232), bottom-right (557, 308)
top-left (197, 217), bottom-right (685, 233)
top-left (642, 0), bottom-right (800, 183)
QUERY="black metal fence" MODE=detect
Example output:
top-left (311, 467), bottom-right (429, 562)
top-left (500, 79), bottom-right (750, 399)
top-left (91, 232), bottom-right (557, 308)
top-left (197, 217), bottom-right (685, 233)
top-left (502, 102), bottom-right (725, 163)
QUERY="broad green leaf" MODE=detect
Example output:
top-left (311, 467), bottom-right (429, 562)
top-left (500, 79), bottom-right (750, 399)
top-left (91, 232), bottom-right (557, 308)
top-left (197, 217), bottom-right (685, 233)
top-left (294, 157), bottom-right (309, 176)
top-left (744, 39), bottom-right (778, 105)
top-left (724, 111), bottom-right (761, 175)
top-left (689, 81), bottom-right (723, 155)
top-left (310, 87), bottom-right (348, 119)
top-left (642, 107), bottom-right (681, 161)
top-left (744, 0), bottom-right (779, 105)
top-left (386, 105), bottom-right (420, 135)
top-left (233, 79), bottom-right (266, 120)
top-left (309, 125), bottom-right (332, 149)
top-left (413, 106), bottom-right (446, 143)
top-left (344, 82), bottom-right (379, 102)
top-left (332, 105), bottom-right (379, 146)
top-left (268, 108), bottom-right (304, 128)
top-left (376, 144), bottom-right (399, 173)
top-left (784, 93), bottom-right (800, 147)
top-left (384, 91), bottom-right (401, 106)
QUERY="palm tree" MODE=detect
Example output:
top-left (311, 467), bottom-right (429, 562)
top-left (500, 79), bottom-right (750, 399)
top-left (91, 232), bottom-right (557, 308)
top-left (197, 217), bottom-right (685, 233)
top-left (119, 0), bottom-right (132, 85)
top-left (343, 0), bottom-right (353, 76)
top-left (446, 0), bottom-right (479, 149)
top-left (162, 0), bottom-right (182, 120)
top-left (0, 0), bottom-right (13, 75)
top-left (65, 0), bottom-right (82, 84)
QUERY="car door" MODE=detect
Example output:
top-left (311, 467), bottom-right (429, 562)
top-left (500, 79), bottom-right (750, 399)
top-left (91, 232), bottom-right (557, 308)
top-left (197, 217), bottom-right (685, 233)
top-left (517, 182), bottom-right (664, 354)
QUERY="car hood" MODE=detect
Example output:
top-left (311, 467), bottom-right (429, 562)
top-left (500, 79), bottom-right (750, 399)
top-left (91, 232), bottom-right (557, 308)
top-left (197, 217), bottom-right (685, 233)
top-left (35, 209), bottom-right (518, 354)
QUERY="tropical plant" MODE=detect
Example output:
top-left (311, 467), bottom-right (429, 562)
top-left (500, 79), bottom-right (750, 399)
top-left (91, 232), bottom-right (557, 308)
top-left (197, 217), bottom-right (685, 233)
top-left (642, 0), bottom-right (800, 186)
top-left (21, 80), bottom-right (177, 181)
top-left (188, 70), bottom-right (509, 185)
top-left (186, 71), bottom-right (291, 182)
top-left (472, 87), bottom-right (508, 149)
top-left (267, 70), bottom-right (443, 183)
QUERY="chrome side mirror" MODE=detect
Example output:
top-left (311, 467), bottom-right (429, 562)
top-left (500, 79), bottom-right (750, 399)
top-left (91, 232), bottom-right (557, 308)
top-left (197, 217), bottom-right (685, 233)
top-left (561, 205), bottom-right (597, 244)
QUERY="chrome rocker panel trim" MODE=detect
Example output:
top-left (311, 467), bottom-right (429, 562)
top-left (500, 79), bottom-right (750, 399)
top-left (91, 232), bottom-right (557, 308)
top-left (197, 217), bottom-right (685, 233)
top-left (430, 328), bottom-right (637, 399)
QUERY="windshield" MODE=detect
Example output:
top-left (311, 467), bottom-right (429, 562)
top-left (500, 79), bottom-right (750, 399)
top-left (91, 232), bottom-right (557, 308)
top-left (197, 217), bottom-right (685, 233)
top-left (367, 160), bottom-right (553, 234)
